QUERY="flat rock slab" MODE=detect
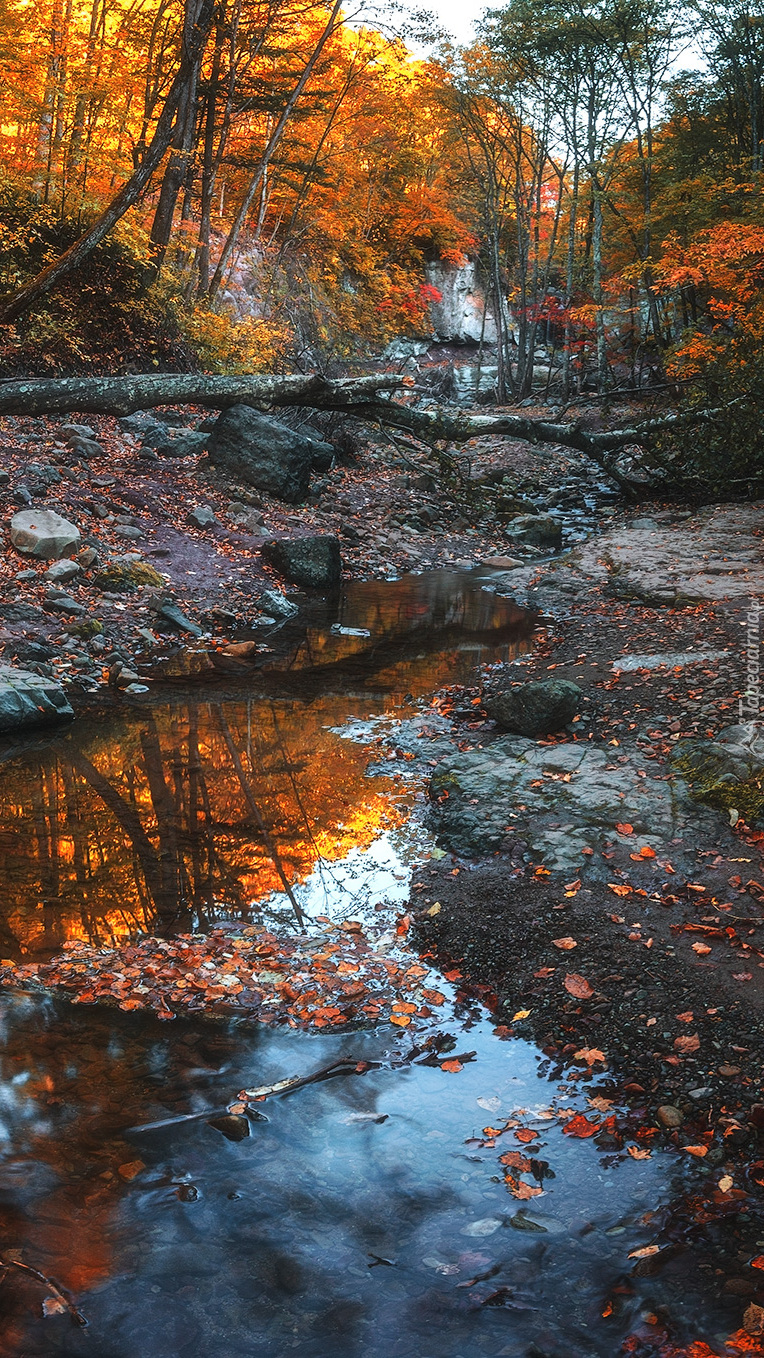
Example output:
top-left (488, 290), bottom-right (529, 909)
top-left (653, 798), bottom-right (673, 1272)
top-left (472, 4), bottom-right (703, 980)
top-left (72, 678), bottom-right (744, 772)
top-left (612, 650), bottom-right (729, 673)
top-left (9, 509), bottom-right (80, 560)
top-left (0, 665), bottom-right (74, 734)
top-left (505, 503), bottom-right (764, 613)
top-left (429, 734), bottom-right (724, 872)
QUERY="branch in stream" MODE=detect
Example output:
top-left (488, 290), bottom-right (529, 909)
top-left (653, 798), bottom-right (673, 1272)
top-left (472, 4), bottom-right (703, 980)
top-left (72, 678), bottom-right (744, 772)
top-left (129, 1049), bottom-right (478, 1134)
top-left (0, 1256), bottom-right (87, 1326)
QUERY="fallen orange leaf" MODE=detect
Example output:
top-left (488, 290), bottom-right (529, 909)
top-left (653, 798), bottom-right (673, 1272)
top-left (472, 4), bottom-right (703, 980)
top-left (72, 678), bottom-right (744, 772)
top-left (563, 1114), bottom-right (600, 1138)
top-left (564, 973), bottom-right (594, 999)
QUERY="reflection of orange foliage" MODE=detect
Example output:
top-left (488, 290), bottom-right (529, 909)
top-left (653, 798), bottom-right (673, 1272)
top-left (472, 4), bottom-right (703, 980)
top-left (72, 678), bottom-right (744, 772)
top-left (0, 695), bottom-right (409, 954)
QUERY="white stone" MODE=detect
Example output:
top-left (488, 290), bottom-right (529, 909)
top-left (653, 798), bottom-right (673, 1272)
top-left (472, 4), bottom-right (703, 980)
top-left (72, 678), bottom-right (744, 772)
top-left (10, 509), bottom-right (80, 560)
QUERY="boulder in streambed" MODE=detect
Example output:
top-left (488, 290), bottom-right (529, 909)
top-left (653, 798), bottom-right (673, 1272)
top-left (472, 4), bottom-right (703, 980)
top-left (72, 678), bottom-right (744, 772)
top-left (261, 535), bottom-right (342, 589)
top-left (670, 723), bottom-right (764, 822)
top-left (485, 679), bottom-right (582, 737)
top-left (0, 665), bottom-right (74, 734)
top-left (9, 508), bottom-right (80, 559)
top-left (206, 406), bottom-right (334, 503)
top-left (504, 513), bottom-right (562, 550)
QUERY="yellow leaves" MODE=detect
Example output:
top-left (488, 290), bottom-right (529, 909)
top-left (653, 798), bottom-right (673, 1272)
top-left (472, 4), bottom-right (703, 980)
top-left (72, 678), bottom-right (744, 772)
top-left (512, 1008), bottom-right (531, 1019)
top-left (683, 1145), bottom-right (708, 1158)
top-left (608, 883), bottom-right (632, 898)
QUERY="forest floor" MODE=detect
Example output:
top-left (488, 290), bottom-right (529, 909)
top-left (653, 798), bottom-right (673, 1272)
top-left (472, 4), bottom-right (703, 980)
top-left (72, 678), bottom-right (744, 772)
top-left (0, 399), bottom-right (608, 689)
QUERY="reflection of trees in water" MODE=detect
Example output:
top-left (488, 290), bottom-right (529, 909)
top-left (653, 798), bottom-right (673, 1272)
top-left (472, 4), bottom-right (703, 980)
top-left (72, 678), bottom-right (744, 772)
top-left (0, 585), bottom-right (536, 956)
top-left (0, 697), bottom-right (405, 955)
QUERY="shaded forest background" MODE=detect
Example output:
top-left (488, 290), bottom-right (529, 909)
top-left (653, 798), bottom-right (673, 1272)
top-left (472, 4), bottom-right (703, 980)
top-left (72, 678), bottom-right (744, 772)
top-left (1, 0), bottom-right (764, 444)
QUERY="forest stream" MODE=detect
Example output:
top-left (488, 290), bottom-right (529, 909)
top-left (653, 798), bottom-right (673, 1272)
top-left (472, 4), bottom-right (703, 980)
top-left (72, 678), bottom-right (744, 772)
top-left (0, 567), bottom-right (758, 1358)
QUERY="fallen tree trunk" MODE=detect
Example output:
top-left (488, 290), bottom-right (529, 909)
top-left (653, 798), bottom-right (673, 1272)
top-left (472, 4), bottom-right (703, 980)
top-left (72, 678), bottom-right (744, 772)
top-left (0, 372), bottom-right (742, 488)
top-left (0, 372), bottom-right (405, 417)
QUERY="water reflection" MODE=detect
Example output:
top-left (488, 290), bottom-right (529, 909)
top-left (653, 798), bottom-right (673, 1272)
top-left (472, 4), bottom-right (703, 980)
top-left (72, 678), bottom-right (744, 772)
top-left (0, 993), bottom-right (741, 1358)
top-left (0, 570), bottom-right (535, 957)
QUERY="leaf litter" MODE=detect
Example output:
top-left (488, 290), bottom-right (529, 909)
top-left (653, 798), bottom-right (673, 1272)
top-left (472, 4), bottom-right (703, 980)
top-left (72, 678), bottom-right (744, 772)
top-left (0, 918), bottom-right (446, 1030)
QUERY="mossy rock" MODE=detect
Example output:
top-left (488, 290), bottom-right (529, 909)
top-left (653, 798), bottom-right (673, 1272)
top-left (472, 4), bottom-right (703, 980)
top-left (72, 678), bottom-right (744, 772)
top-left (94, 562), bottom-right (165, 594)
top-left (64, 619), bottom-right (103, 639)
top-left (671, 729), bottom-right (764, 822)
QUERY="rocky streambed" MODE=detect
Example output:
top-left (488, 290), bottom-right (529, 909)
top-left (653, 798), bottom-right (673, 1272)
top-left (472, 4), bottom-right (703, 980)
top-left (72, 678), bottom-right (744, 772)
top-left (401, 503), bottom-right (764, 1161)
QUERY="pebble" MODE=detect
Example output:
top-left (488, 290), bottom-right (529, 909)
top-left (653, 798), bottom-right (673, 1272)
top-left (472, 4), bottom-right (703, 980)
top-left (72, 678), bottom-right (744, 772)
top-left (656, 1105), bottom-right (683, 1128)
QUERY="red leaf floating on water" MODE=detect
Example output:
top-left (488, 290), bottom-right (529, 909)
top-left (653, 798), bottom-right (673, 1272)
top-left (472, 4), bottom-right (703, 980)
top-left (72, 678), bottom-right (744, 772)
top-left (563, 1114), bottom-right (601, 1138)
top-left (514, 1127), bottom-right (539, 1143)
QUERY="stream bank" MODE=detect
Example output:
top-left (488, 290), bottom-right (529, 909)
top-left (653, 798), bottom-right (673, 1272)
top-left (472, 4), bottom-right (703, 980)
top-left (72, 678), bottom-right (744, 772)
top-left (410, 504), bottom-right (764, 1184)
top-left (2, 399), bottom-right (764, 1354)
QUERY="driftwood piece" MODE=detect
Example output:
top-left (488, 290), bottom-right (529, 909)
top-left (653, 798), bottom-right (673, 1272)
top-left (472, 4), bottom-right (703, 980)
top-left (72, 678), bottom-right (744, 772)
top-left (0, 1255), bottom-right (87, 1326)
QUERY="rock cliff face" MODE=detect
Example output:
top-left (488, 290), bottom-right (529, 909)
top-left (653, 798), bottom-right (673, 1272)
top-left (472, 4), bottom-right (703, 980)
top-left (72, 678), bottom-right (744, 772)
top-left (425, 259), bottom-right (496, 344)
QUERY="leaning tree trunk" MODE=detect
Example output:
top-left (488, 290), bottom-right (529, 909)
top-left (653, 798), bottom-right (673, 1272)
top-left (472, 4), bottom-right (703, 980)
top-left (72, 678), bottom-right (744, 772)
top-left (0, 0), bottom-right (215, 326)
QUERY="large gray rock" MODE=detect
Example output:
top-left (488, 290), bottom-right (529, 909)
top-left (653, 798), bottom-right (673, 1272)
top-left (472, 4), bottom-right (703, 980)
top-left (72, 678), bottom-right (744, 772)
top-left (261, 535), bottom-right (342, 588)
top-left (188, 505), bottom-right (217, 529)
top-left (45, 559), bottom-right (80, 583)
top-left (504, 513), bottom-right (562, 549)
top-left (259, 588), bottom-right (298, 619)
top-left (429, 737), bottom-right (720, 867)
top-left (0, 666), bottom-right (74, 734)
top-left (10, 509), bottom-right (81, 559)
top-left (206, 406), bottom-right (333, 503)
top-left (485, 679), bottom-right (582, 736)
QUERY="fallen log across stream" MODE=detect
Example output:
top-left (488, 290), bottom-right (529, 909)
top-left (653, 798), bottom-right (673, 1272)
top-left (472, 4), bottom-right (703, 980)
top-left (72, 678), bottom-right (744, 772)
top-left (0, 370), bottom-right (746, 491)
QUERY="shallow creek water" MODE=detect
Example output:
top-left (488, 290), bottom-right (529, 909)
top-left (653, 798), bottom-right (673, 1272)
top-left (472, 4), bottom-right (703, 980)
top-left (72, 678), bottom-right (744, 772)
top-left (0, 569), bottom-right (752, 1356)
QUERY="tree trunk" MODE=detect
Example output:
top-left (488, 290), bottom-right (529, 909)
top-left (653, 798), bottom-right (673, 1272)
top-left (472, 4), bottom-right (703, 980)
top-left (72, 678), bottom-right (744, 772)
top-left (0, 0), bottom-right (214, 326)
top-left (149, 0), bottom-right (206, 267)
top-left (206, 0), bottom-right (344, 301)
top-left (0, 371), bottom-right (405, 416)
top-left (0, 369), bottom-right (735, 485)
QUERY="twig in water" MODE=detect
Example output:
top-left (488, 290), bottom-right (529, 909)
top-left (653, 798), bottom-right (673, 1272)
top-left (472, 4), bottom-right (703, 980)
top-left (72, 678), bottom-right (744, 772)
top-left (0, 1256), bottom-right (87, 1326)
